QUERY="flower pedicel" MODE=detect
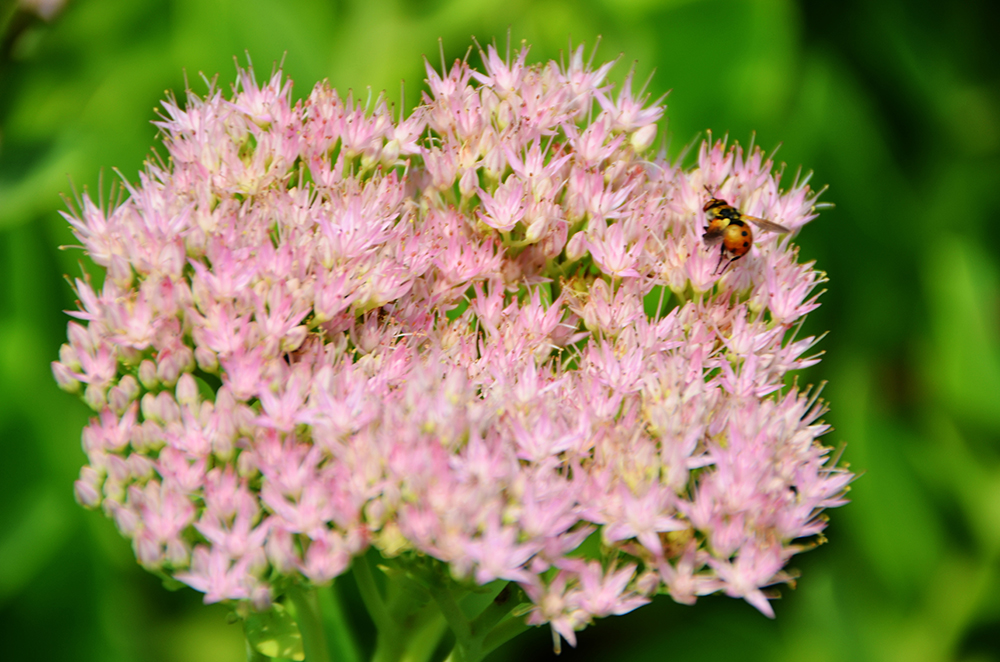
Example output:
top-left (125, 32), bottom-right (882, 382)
top-left (55, 41), bottom-right (852, 658)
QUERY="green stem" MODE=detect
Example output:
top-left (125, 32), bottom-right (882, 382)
top-left (319, 581), bottom-right (362, 662)
top-left (438, 583), bottom-right (529, 662)
top-left (372, 630), bottom-right (405, 662)
top-left (358, 555), bottom-right (424, 662)
top-left (468, 584), bottom-right (517, 637)
top-left (351, 555), bottom-right (532, 662)
top-left (354, 554), bottom-right (396, 634)
top-left (429, 583), bottom-right (473, 650)
top-left (505, 237), bottom-right (537, 249)
top-left (287, 584), bottom-right (332, 662)
top-left (477, 616), bottom-right (532, 661)
top-left (654, 284), bottom-right (667, 319)
top-left (398, 611), bottom-right (447, 662)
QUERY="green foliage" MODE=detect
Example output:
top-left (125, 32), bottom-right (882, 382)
top-left (2, 0), bottom-right (998, 660)
top-left (245, 603), bottom-right (305, 661)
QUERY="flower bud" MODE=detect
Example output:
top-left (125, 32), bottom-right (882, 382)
top-left (107, 385), bottom-right (132, 415)
top-left (102, 477), bottom-right (126, 505)
top-left (630, 124), bottom-right (657, 152)
top-left (134, 530), bottom-right (163, 567)
top-left (157, 346), bottom-right (193, 386)
top-left (565, 232), bottom-right (588, 262)
top-left (459, 167), bottom-right (479, 199)
top-left (106, 454), bottom-right (130, 484)
top-left (157, 391), bottom-right (181, 424)
top-left (496, 99), bottom-right (514, 129)
top-left (52, 361), bottom-right (81, 393)
top-left (59, 343), bottom-right (81, 371)
top-left (165, 538), bottom-right (191, 567)
top-left (138, 360), bottom-right (157, 389)
top-left (195, 346), bottom-right (219, 373)
top-left (381, 139), bottom-right (400, 165)
top-left (119, 375), bottom-right (140, 400)
top-left (131, 419), bottom-right (165, 453)
top-left (141, 393), bottom-right (159, 423)
top-left (129, 453), bottom-right (155, 481)
top-left (108, 254), bottom-right (134, 290)
top-left (74, 467), bottom-right (104, 509)
top-left (176, 373), bottom-right (199, 408)
top-left (84, 383), bottom-right (107, 411)
top-left (282, 326), bottom-right (308, 353)
top-left (67, 322), bottom-right (92, 355)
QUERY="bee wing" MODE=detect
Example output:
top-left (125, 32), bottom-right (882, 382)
top-left (744, 215), bottom-right (791, 234)
top-left (702, 227), bottom-right (724, 246)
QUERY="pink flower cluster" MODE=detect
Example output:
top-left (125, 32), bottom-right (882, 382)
top-left (55, 43), bottom-right (851, 645)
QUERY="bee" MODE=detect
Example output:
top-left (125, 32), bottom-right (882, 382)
top-left (702, 191), bottom-right (790, 274)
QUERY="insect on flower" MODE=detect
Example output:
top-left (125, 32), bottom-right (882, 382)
top-left (702, 189), bottom-right (790, 274)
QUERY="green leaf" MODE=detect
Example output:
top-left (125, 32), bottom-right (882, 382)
top-left (244, 603), bottom-right (305, 661)
top-left (925, 236), bottom-right (1000, 430)
top-left (0, 485), bottom-right (73, 602)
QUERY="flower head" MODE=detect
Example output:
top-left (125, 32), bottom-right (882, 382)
top-left (56, 45), bottom-right (851, 648)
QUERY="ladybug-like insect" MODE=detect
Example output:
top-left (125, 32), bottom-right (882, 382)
top-left (702, 192), bottom-right (790, 274)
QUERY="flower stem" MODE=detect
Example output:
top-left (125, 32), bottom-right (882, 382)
top-left (319, 581), bottom-right (362, 662)
top-left (429, 583), bottom-right (473, 650)
top-left (398, 611), bottom-right (447, 662)
top-left (468, 584), bottom-right (518, 637)
top-left (287, 584), bottom-right (331, 662)
top-left (354, 555), bottom-right (530, 662)
top-left (354, 553), bottom-right (395, 634)
top-left (478, 616), bottom-right (531, 660)
top-left (437, 583), bottom-right (528, 662)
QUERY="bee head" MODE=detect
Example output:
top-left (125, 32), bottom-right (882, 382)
top-left (703, 197), bottom-right (728, 213)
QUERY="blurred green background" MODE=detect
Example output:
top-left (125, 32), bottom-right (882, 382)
top-left (2, 0), bottom-right (999, 660)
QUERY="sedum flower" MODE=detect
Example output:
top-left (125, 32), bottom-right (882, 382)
top-left (55, 41), bottom-right (852, 658)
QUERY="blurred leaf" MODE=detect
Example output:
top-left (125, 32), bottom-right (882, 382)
top-left (158, 605), bottom-right (246, 662)
top-left (0, 148), bottom-right (81, 229)
top-left (826, 359), bottom-right (944, 597)
top-left (924, 236), bottom-right (1000, 431)
top-left (0, 485), bottom-right (73, 602)
top-left (245, 603), bottom-right (304, 661)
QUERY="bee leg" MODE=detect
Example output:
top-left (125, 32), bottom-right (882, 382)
top-left (713, 247), bottom-right (728, 275)
top-left (717, 253), bottom-right (744, 275)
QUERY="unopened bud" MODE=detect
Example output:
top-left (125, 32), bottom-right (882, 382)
top-left (176, 373), bottom-right (199, 408)
top-left (138, 360), bottom-right (158, 389)
top-left (52, 362), bottom-right (81, 393)
top-left (565, 232), bottom-right (588, 262)
top-left (630, 124), bottom-right (657, 152)
top-left (195, 346), bottom-right (219, 373)
top-left (74, 467), bottom-right (103, 509)
top-left (84, 383), bottom-right (107, 411)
